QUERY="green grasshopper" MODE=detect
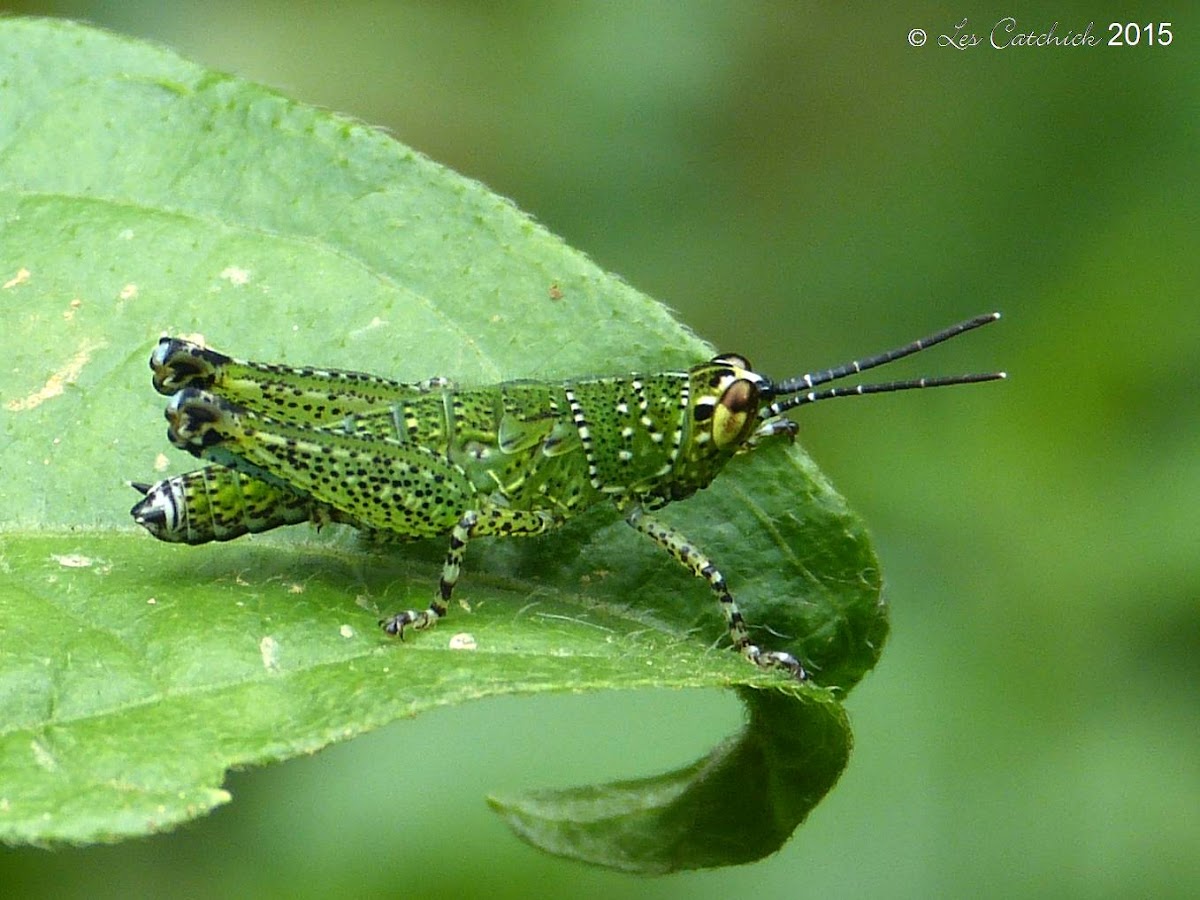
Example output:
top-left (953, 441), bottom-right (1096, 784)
top-left (131, 313), bottom-right (1004, 680)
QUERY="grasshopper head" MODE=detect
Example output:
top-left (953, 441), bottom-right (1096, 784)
top-left (687, 354), bottom-right (768, 452)
top-left (682, 313), bottom-right (1006, 481)
top-left (660, 355), bottom-right (772, 499)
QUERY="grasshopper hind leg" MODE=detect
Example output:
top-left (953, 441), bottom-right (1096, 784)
top-left (625, 506), bottom-right (806, 681)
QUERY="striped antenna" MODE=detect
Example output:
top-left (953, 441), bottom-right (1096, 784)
top-left (765, 312), bottom-right (1005, 417)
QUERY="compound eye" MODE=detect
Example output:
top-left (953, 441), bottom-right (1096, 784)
top-left (711, 378), bottom-right (759, 448)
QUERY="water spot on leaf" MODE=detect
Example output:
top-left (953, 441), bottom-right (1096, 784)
top-left (260, 636), bottom-right (280, 672)
top-left (30, 739), bottom-right (57, 772)
top-left (449, 632), bottom-right (477, 650)
top-left (220, 266), bottom-right (251, 286)
top-left (3, 267), bottom-right (30, 289)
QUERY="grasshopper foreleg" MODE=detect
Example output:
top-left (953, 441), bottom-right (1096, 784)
top-left (625, 506), bottom-right (806, 681)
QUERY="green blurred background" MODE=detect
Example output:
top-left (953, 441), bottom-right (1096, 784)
top-left (2, 2), bottom-right (1196, 897)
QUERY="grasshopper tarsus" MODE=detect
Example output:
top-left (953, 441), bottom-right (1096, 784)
top-left (746, 647), bottom-right (808, 682)
top-left (379, 608), bottom-right (441, 640)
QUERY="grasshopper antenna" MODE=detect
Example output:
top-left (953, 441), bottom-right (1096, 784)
top-left (766, 312), bottom-right (1005, 417)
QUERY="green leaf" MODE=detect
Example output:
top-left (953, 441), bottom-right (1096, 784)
top-left (488, 687), bottom-right (851, 873)
top-left (0, 18), bottom-right (885, 869)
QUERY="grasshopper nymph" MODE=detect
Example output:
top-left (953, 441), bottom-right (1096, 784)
top-left (132, 313), bottom-right (1004, 680)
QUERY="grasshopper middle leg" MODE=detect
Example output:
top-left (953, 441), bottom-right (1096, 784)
top-left (380, 505), bottom-right (558, 637)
